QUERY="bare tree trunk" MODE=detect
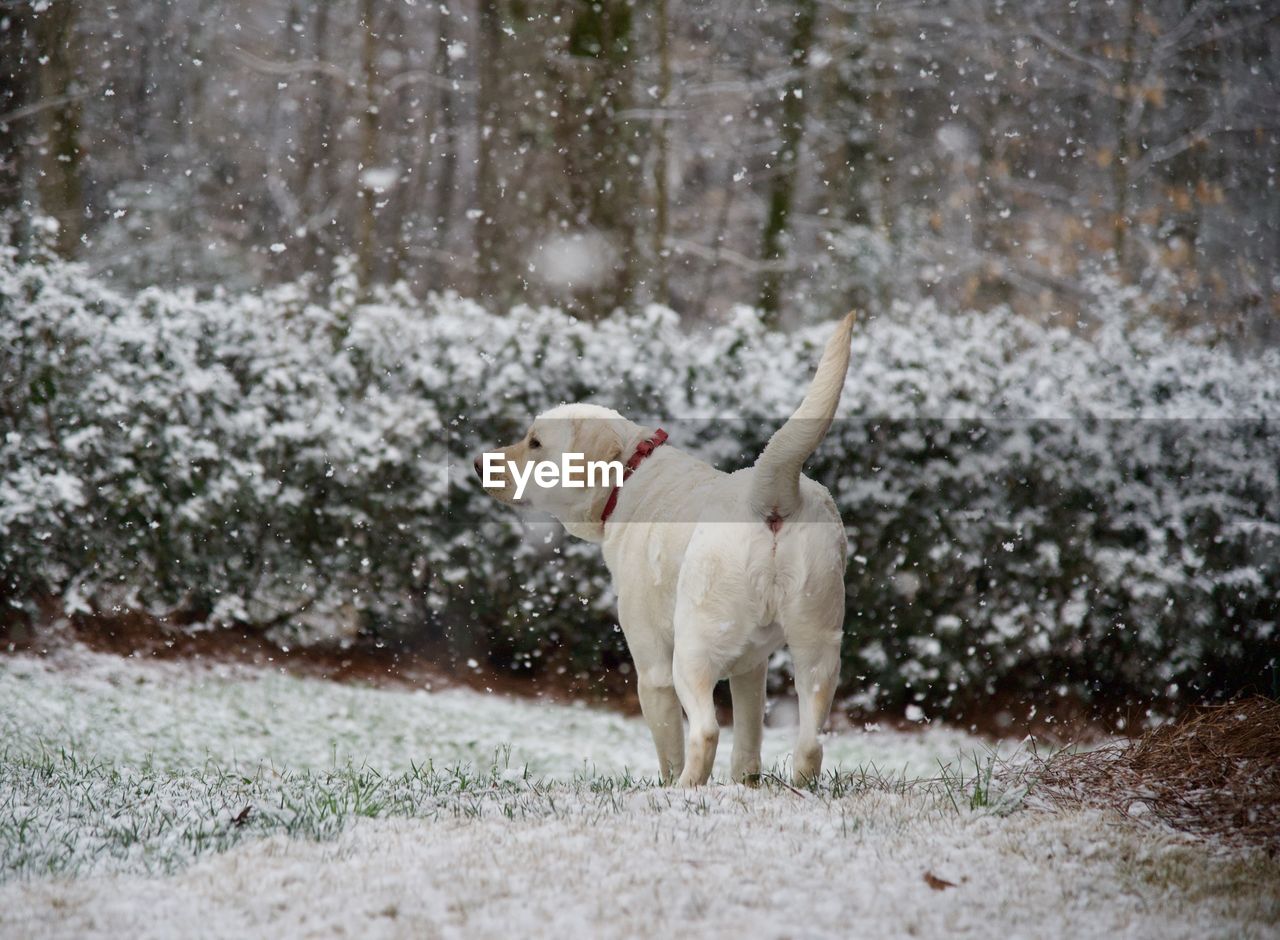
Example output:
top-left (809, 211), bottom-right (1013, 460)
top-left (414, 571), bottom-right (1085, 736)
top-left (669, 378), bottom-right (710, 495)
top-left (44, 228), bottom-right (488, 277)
top-left (651, 0), bottom-right (672, 307)
top-left (0, 3), bottom-right (33, 248)
top-left (298, 0), bottom-right (334, 275)
top-left (824, 2), bottom-right (874, 310)
top-left (548, 0), bottom-right (639, 317)
top-left (177, 0), bottom-right (213, 155)
top-left (356, 0), bottom-right (380, 289)
top-left (836, 79), bottom-right (871, 228)
top-left (385, 1), bottom-right (410, 285)
top-left (1113, 0), bottom-right (1143, 274)
top-left (695, 179), bottom-right (736, 315)
top-left (33, 0), bottom-right (83, 256)
top-left (867, 12), bottom-right (896, 254)
top-left (474, 0), bottom-right (504, 304)
top-left (433, 2), bottom-right (458, 289)
top-left (758, 0), bottom-right (816, 324)
top-left (595, 0), bottom-right (638, 314)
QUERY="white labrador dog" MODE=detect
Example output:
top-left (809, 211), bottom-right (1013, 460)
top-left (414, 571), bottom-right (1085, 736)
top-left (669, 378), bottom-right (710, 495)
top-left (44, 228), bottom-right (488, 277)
top-left (476, 312), bottom-right (855, 786)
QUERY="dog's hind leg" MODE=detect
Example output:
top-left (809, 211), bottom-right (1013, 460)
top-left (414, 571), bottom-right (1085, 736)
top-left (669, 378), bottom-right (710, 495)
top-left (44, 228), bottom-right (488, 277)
top-left (788, 631), bottom-right (841, 786)
top-left (780, 553), bottom-right (845, 786)
top-left (673, 646), bottom-right (720, 788)
top-left (728, 661), bottom-right (767, 784)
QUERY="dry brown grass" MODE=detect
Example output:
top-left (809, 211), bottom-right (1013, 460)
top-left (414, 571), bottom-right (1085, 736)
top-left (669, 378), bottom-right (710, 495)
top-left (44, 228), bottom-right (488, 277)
top-left (1031, 697), bottom-right (1280, 853)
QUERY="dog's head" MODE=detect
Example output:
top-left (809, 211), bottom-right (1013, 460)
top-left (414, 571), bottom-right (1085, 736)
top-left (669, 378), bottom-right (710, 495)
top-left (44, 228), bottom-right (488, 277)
top-left (474, 402), bottom-right (640, 540)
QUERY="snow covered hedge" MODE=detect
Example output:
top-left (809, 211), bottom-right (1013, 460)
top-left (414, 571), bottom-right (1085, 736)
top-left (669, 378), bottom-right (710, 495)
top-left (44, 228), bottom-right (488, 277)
top-left (2, 248), bottom-right (1278, 714)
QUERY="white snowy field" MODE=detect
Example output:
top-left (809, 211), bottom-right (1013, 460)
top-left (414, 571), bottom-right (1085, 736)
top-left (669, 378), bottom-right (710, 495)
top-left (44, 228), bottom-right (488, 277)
top-left (1, 649), bottom-right (1277, 939)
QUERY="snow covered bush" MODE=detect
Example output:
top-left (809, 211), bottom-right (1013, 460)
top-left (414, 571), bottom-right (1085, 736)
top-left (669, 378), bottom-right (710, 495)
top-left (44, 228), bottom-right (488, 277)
top-left (2, 248), bottom-right (1277, 714)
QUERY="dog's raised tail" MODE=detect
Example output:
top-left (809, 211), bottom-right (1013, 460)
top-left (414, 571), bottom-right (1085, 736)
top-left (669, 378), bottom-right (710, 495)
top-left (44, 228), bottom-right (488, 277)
top-left (748, 311), bottom-right (856, 525)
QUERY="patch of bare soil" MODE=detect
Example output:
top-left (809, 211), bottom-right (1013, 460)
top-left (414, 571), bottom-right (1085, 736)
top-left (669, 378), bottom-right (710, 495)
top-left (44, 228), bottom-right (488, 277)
top-left (1030, 698), bottom-right (1280, 853)
top-left (3, 604), bottom-right (1120, 740)
top-left (841, 687), bottom-right (1120, 745)
top-left (2, 605), bottom-right (639, 711)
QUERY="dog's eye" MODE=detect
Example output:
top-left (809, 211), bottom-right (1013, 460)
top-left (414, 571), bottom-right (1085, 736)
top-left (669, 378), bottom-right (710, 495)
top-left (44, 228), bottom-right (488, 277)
top-left (530, 437), bottom-right (541, 450)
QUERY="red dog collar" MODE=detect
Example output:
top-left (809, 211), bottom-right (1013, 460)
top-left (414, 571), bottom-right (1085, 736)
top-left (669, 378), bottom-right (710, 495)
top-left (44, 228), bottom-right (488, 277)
top-left (600, 429), bottom-right (668, 523)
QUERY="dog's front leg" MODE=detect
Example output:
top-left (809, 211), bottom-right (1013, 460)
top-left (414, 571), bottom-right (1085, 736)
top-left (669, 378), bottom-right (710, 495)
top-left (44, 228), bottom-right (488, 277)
top-left (617, 595), bottom-right (685, 784)
top-left (636, 672), bottom-right (685, 784)
top-left (728, 662), bottom-right (767, 784)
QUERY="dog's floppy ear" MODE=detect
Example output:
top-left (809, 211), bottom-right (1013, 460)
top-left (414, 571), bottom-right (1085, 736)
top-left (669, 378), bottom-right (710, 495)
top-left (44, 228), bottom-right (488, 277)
top-left (574, 417), bottom-right (624, 468)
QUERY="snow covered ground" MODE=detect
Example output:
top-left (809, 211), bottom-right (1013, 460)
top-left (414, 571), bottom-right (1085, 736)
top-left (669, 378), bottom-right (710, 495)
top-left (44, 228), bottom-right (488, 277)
top-left (2, 648), bottom-right (1277, 938)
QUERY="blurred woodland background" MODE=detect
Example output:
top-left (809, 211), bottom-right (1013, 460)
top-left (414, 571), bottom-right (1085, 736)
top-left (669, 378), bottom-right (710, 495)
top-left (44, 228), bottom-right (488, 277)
top-left (2, 1), bottom-right (1279, 722)
top-left (1, 0), bottom-right (1278, 334)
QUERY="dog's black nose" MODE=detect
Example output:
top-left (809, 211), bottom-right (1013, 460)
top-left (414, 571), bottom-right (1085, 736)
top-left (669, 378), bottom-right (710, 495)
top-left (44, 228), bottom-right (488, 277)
top-left (473, 456), bottom-right (483, 479)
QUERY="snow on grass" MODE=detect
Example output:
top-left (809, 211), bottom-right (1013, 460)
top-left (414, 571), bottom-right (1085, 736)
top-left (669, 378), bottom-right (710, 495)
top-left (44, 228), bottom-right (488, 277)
top-left (2, 649), bottom-right (1278, 938)
top-left (0, 646), bottom-right (990, 780)
top-left (9, 789), bottom-right (1280, 940)
top-left (0, 647), bottom-right (1010, 881)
